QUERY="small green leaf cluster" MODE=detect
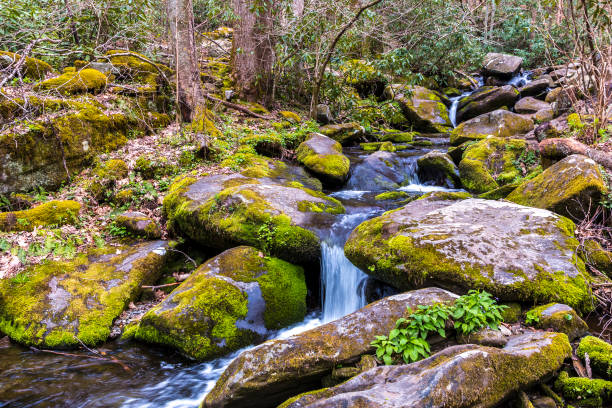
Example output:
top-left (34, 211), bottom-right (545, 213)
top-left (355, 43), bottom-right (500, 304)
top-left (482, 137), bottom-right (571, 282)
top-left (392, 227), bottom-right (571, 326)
top-left (372, 290), bottom-right (507, 365)
top-left (524, 309), bottom-right (540, 325)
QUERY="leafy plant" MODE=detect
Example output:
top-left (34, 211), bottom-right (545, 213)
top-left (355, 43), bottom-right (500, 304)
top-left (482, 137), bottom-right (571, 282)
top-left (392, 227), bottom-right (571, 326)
top-left (525, 309), bottom-right (540, 325)
top-left (451, 290), bottom-right (507, 335)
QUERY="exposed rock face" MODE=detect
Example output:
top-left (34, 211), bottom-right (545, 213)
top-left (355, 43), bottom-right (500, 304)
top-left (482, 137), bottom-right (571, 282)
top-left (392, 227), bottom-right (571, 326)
top-left (346, 151), bottom-right (413, 191)
top-left (450, 109), bottom-right (534, 146)
top-left (388, 85), bottom-right (451, 133)
top-left (416, 150), bottom-right (460, 188)
top-left (203, 288), bottom-right (459, 408)
top-left (515, 97), bottom-right (552, 114)
top-left (0, 241), bottom-right (168, 348)
top-left (458, 137), bottom-right (536, 194)
top-left (319, 122), bottom-right (364, 146)
top-left (163, 164), bottom-right (344, 264)
top-left (345, 197), bottom-right (592, 312)
top-left (296, 133), bottom-right (350, 186)
top-left (526, 303), bottom-right (588, 341)
top-left (315, 104), bottom-right (333, 124)
top-left (456, 85), bottom-right (519, 122)
top-left (115, 211), bottom-right (162, 239)
top-left (520, 77), bottom-right (552, 98)
top-left (482, 52), bottom-right (524, 78)
top-left (280, 332), bottom-right (571, 408)
top-left (134, 246), bottom-right (307, 361)
top-left (507, 154), bottom-right (606, 219)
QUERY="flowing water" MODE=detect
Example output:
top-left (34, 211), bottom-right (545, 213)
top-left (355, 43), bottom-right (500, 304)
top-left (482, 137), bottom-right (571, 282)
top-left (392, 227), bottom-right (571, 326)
top-left (0, 71), bottom-right (536, 408)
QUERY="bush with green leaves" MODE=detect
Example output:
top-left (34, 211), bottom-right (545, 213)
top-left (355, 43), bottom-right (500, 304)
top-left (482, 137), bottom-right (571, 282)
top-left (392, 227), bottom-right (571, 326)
top-left (372, 290), bottom-right (507, 365)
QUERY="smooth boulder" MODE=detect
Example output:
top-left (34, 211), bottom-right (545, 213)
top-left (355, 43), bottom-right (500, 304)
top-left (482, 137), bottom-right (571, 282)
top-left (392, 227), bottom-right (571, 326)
top-left (507, 154), bottom-right (606, 218)
top-left (482, 52), bottom-right (524, 78)
top-left (389, 85), bottom-right (451, 133)
top-left (456, 85), bottom-right (519, 123)
top-left (319, 122), bottom-right (364, 146)
top-left (520, 77), bottom-right (552, 98)
top-left (345, 197), bottom-right (592, 312)
top-left (0, 241), bottom-right (168, 348)
top-left (296, 133), bottom-right (350, 186)
top-left (526, 303), bottom-right (588, 341)
top-left (450, 109), bottom-right (534, 146)
top-left (134, 246), bottom-right (306, 360)
top-left (417, 150), bottom-right (460, 188)
top-left (346, 151), bottom-right (413, 191)
top-left (280, 332), bottom-right (570, 408)
top-left (203, 287), bottom-right (459, 408)
top-left (515, 97), bottom-right (551, 114)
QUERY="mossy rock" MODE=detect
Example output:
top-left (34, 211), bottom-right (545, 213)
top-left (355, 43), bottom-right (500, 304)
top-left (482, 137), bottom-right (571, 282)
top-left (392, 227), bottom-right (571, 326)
top-left (319, 122), bottom-right (365, 146)
top-left (134, 155), bottom-right (177, 179)
top-left (501, 302), bottom-right (522, 323)
top-left (346, 151), bottom-right (412, 191)
top-left (458, 137), bottom-right (537, 194)
top-left (296, 133), bottom-right (350, 186)
top-left (115, 211), bottom-right (162, 239)
top-left (345, 197), bottom-right (593, 312)
top-left (0, 51), bottom-right (54, 80)
top-left (204, 288), bottom-right (459, 408)
top-left (456, 85), bottom-right (519, 123)
top-left (241, 134), bottom-right (284, 158)
top-left (579, 240), bottom-right (612, 278)
top-left (279, 111), bottom-right (301, 124)
top-left (163, 172), bottom-right (343, 264)
top-left (507, 154), bottom-right (606, 219)
top-left (417, 150), bottom-right (460, 188)
top-left (279, 332), bottom-right (570, 408)
top-left (577, 336), bottom-right (612, 380)
top-left (387, 84), bottom-right (451, 133)
top-left (555, 371), bottom-right (612, 407)
top-left (104, 50), bottom-right (171, 85)
top-left (134, 246), bottom-right (306, 361)
top-left (34, 69), bottom-right (107, 95)
top-left (374, 191), bottom-right (412, 201)
top-left (340, 59), bottom-right (387, 98)
top-left (0, 200), bottom-right (80, 232)
top-left (84, 159), bottom-right (130, 202)
top-left (0, 241), bottom-right (168, 348)
top-left (526, 303), bottom-right (588, 341)
top-left (450, 110), bottom-right (534, 146)
top-left (380, 131), bottom-right (416, 143)
top-left (478, 182), bottom-right (522, 200)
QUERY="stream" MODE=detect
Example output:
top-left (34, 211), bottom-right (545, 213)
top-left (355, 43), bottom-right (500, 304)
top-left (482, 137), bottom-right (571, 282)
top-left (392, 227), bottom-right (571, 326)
top-left (1, 73), bottom-right (534, 408)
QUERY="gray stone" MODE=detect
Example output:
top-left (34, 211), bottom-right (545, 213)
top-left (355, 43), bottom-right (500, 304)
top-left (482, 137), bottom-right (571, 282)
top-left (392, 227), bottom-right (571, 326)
top-left (296, 133), bottom-right (350, 186)
top-left (515, 97), bottom-right (552, 114)
top-left (482, 52), bottom-right (524, 78)
top-left (520, 77), bottom-right (552, 97)
top-left (450, 109), bottom-right (534, 146)
top-left (456, 85), bottom-right (520, 122)
top-left (315, 104), bottom-right (333, 124)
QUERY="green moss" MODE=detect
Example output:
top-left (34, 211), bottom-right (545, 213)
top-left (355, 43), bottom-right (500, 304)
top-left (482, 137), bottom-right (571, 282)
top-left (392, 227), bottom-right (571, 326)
top-left (0, 51), bottom-right (53, 80)
top-left (0, 200), bottom-right (80, 232)
top-left (577, 336), bottom-right (612, 380)
top-left (525, 303), bottom-right (587, 339)
top-left (555, 371), bottom-right (612, 406)
top-left (0, 242), bottom-right (166, 348)
top-left (500, 302), bottom-right (521, 323)
top-left (277, 388), bottom-right (329, 408)
top-left (375, 191), bottom-right (411, 201)
top-left (360, 142), bottom-right (383, 152)
top-left (380, 132), bottom-right (416, 143)
top-left (34, 69), bottom-right (107, 95)
top-left (279, 111), bottom-right (301, 123)
top-left (458, 158), bottom-right (499, 193)
top-left (579, 240), bottom-right (612, 278)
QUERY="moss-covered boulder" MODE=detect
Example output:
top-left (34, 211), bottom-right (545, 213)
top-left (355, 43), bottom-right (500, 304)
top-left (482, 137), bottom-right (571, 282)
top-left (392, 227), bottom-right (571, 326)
top-left (482, 52), bottom-right (524, 78)
top-left (203, 288), bottom-right (459, 408)
top-left (345, 197), bottom-right (593, 312)
top-left (579, 240), bottom-right (612, 278)
top-left (83, 159), bottom-right (129, 202)
top-left (280, 332), bottom-right (570, 408)
top-left (458, 137), bottom-right (537, 194)
top-left (319, 122), bottom-right (365, 146)
top-left (0, 200), bottom-right (80, 232)
top-left (296, 133), bottom-right (350, 186)
top-left (340, 59), bottom-right (387, 98)
top-left (577, 336), bottom-right (612, 380)
top-left (0, 240), bottom-right (168, 348)
top-left (0, 103), bottom-right (131, 195)
top-left (115, 211), bottom-right (162, 239)
top-left (456, 85), bottom-right (519, 123)
top-left (34, 69), bottom-right (107, 95)
top-left (346, 151), bottom-right (412, 191)
top-left (416, 150), bottom-right (460, 188)
top-left (507, 154), bottom-right (606, 218)
top-left (515, 97), bottom-right (552, 114)
top-left (555, 371), bottom-right (612, 407)
top-left (388, 85), bottom-right (451, 133)
top-left (163, 170), bottom-right (343, 264)
top-left (0, 50), bottom-right (53, 80)
top-left (526, 303), bottom-right (588, 341)
top-left (134, 246), bottom-right (306, 361)
top-left (450, 109), bottom-right (534, 146)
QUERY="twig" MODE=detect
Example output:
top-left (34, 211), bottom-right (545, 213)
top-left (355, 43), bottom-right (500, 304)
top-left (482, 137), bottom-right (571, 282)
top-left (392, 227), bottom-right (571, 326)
top-left (74, 335), bottom-right (100, 355)
top-left (167, 247), bottom-right (197, 267)
top-left (585, 352), bottom-right (592, 378)
top-left (142, 282), bottom-right (181, 289)
top-left (196, 31), bottom-right (230, 56)
top-left (29, 346), bottom-right (131, 372)
top-left (203, 93), bottom-right (273, 120)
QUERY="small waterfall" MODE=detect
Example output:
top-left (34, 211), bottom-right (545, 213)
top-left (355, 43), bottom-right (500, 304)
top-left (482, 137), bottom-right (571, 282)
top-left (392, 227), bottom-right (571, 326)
top-left (320, 242), bottom-right (367, 323)
top-left (507, 71), bottom-right (532, 88)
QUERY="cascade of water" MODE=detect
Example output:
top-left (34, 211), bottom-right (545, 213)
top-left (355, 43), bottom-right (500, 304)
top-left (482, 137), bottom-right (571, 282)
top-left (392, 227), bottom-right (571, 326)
top-left (507, 71), bottom-right (532, 88)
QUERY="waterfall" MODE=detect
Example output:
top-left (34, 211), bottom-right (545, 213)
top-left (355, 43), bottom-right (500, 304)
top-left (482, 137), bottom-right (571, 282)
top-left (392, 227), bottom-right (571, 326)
top-left (320, 242), bottom-right (367, 323)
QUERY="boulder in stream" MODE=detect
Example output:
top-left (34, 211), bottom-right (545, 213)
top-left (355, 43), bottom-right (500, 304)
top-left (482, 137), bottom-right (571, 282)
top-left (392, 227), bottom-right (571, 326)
top-left (456, 85), bottom-right (519, 123)
top-left (482, 52), bottom-right (524, 78)
top-left (347, 150), bottom-right (414, 191)
top-left (279, 332), bottom-right (570, 408)
top-left (0, 241), bottom-right (168, 348)
top-left (387, 85), bottom-right (451, 133)
top-left (134, 246), bottom-right (307, 360)
top-left (296, 133), bottom-right (350, 186)
top-left (416, 150), bottom-right (460, 188)
top-left (345, 196), bottom-right (593, 312)
top-left (515, 97), bottom-right (552, 114)
top-left (203, 287), bottom-right (459, 408)
top-left (319, 122), bottom-right (364, 146)
top-left (450, 109), bottom-right (534, 146)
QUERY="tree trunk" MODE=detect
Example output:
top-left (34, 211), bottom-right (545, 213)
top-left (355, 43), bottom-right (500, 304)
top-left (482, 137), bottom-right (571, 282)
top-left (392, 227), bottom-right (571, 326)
top-left (231, 0), bottom-right (275, 104)
top-left (166, 0), bottom-right (212, 132)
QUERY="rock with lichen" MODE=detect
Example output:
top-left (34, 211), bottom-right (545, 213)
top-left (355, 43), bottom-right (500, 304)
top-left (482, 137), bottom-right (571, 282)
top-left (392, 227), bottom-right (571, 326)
top-left (0, 241), bottom-right (168, 348)
top-left (450, 109), bottom-right (534, 146)
top-left (386, 85), bottom-right (451, 133)
top-left (482, 52), bottom-right (523, 78)
top-left (456, 85), bottom-right (519, 123)
top-left (0, 200), bottom-right (81, 232)
top-left (577, 336), bottom-right (612, 380)
top-left (319, 122), bottom-right (365, 146)
top-left (203, 287), bottom-right (459, 408)
top-left (115, 211), bottom-right (162, 239)
top-left (34, 69), bottom-right (107, 95)
top-left (345, 196), bottom-right (593, 312)
top-left (279, 332), bottom-right (570, 408)
top-left (525, 303), bottom-right (588, 341)
top-left (296, 133), bottom-right (350, 186)
top-left (507, 154), bottom-right (606, 219)
top-left (133, 246), bottom-right (306, 361)
top-left (417, 150), bottom-right (460, 188)
top-left (0, 50), bottom-right (54, 80)
top-left (347, 150), bottom-right (414, 191)
top-left (554, 371), bottom-right (612, 407)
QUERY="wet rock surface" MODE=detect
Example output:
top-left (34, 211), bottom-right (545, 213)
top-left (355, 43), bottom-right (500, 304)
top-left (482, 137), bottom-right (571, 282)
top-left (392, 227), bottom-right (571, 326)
top-left (450, 109), bottom-right (534, 145)
top-left (296, 132), bottom-right (350, 186)
top-left (456, 85), bottom-right (519, 122)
